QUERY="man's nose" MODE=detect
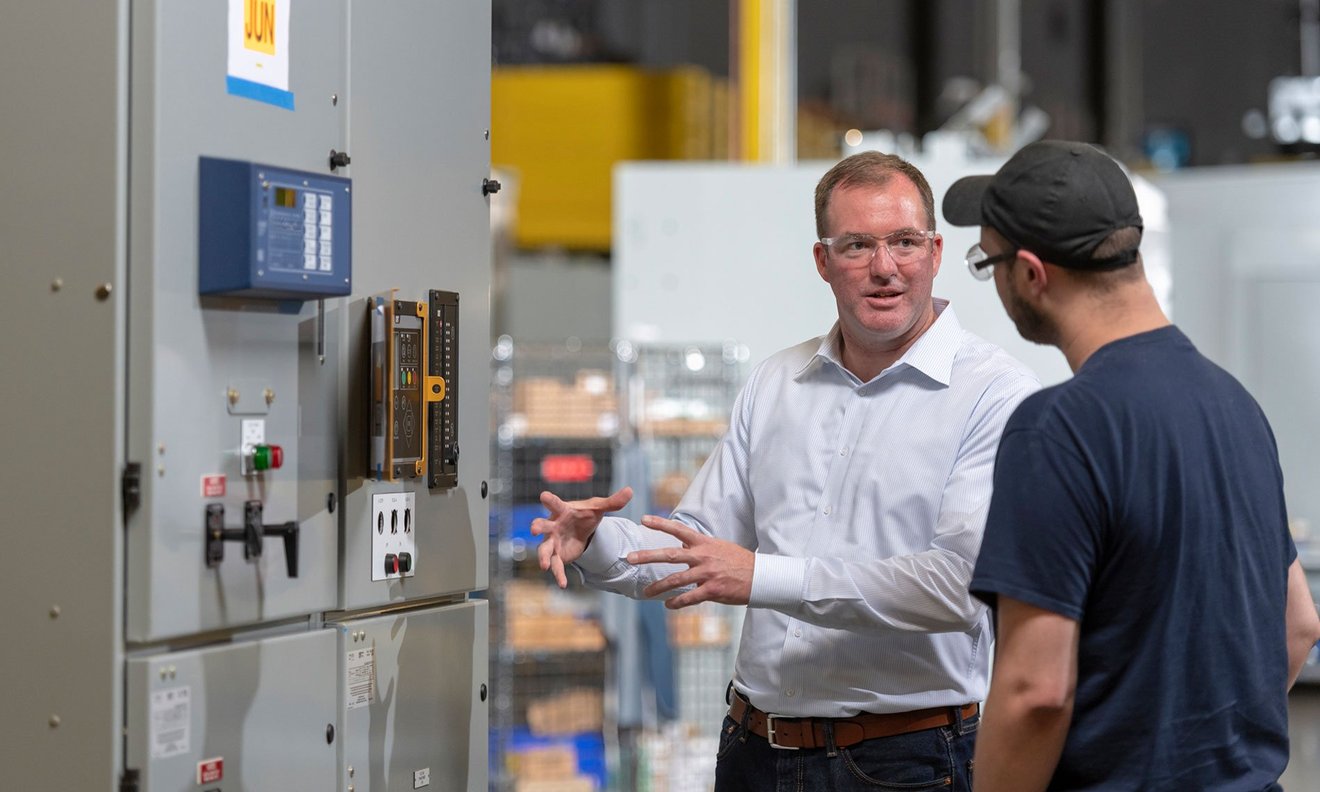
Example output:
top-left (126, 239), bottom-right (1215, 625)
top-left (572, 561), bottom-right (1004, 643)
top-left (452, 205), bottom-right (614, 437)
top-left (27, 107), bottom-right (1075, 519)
top-left (870, 245), bottom-right (899, 277)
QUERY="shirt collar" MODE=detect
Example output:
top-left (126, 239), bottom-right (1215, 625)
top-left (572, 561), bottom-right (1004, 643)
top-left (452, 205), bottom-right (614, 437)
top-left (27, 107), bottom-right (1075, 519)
top-left (796, 299), bottom-right (962, 386)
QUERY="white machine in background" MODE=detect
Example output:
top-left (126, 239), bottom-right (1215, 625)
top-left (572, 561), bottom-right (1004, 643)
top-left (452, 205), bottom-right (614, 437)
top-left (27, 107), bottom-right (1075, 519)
top-left (1156, 165), bottom-right (1320, 523)
top-left (1157, 166), bottom-right (1320, 673)
top-left (2, 2), bottom-right (492, 789)
top-left (614, 141), bottom-right (1170, 387)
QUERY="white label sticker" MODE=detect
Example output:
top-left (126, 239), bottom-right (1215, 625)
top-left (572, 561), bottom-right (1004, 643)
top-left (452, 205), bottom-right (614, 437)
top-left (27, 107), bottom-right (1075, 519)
top-left (414, 767), bottom-right (431, 788)
top-left (346, 646), bottom-right (375, 709)
top-left (150, 686), bottom-right (191, 759)
top-left (227, 0), bottom-right (291, 90)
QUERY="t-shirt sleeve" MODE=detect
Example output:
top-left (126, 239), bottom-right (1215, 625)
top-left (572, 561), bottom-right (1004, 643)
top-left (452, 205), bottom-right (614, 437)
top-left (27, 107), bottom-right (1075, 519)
top-left (970, 425), bottom-right (1103, 621)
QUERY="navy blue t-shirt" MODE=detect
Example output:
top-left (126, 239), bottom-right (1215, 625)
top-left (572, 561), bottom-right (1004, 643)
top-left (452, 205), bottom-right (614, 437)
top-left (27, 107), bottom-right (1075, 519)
top-left (971, 326), bottom-right (1296, 791)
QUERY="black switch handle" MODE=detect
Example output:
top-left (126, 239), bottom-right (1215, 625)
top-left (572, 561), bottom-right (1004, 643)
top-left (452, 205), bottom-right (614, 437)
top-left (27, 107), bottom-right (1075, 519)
top-left (263, 521), bottom-right (300, 578)
top-left (205, 503), bottom-right (259, 568)
top-left (204, 501), bottom-right (300, 577)
top-left (242, 500), bottom-right (265, 561)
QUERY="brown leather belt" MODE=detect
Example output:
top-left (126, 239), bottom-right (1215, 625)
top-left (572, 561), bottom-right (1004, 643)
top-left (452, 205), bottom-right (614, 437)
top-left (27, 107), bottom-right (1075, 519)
top-left (728, 694), bottom-right (978, 750)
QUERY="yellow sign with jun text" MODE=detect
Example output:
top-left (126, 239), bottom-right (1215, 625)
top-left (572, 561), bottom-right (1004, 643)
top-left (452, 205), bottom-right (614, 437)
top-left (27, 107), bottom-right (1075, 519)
top-left (244, 0), bottom-right (277, 55)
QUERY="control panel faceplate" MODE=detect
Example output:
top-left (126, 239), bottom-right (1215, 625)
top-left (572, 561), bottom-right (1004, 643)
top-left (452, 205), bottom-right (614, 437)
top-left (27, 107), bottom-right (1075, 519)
top-left (199, 157), bottom-right (353, 299)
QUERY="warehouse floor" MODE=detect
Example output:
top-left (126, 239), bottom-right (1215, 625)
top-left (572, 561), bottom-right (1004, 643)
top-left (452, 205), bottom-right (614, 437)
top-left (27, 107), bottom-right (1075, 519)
top-left (1286, 687), bottom-right (1320, 789)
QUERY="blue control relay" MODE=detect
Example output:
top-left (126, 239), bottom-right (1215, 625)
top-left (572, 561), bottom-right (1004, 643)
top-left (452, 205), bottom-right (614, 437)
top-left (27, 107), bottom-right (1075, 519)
top-left (199, 157), bottom-right (352, 299)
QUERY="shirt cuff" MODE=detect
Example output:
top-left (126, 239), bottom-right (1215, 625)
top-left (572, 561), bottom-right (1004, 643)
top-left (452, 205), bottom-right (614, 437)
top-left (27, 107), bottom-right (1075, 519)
top-left (575, 516), bottom-right (627, 574)
top-left (749, 553), bottom-right (807, 609)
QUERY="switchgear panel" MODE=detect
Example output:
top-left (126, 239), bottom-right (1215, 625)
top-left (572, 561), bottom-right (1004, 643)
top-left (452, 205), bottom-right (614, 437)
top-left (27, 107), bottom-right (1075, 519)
top-left (370, 291), bottom-right (457, 483)
top-left (199, 157), bottom-right (353, 299)
top-left (4, 0), bottom-right (492, 786)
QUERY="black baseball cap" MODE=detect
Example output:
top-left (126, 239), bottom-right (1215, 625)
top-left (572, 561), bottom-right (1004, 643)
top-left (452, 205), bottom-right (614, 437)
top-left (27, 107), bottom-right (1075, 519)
top-left (942, 140), bottom-right (1143, 270)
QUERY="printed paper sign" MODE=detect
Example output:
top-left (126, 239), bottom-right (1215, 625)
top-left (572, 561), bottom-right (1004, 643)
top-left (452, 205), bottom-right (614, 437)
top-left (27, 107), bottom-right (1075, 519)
top-left (150, 686), bottom-right (191, 759)
top-left (346, 646), bottom-right (375, 709)
top-left (227, 0), bottom-right (294, 109)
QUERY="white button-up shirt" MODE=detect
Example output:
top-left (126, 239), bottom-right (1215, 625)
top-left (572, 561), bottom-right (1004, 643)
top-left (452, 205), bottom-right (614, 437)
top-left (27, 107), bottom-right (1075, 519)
top-left (576, 301), bottom-right (1039, 717)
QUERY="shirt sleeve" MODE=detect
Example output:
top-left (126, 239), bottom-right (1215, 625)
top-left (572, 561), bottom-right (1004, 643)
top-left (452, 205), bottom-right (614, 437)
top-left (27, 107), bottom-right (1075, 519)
top-left (969, 424), bottom-right (1104, 621)
top-left (1263, 414), bottom-right (1300, 568)
top-left (571, 366), bottom-right (761, 599)
top-left (751, 369), bottom-right (1040, 634)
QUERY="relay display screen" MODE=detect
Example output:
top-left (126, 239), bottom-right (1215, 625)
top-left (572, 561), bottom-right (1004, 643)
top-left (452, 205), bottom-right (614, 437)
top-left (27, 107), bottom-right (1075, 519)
top-left (273, 186), bottom-right (298, 208)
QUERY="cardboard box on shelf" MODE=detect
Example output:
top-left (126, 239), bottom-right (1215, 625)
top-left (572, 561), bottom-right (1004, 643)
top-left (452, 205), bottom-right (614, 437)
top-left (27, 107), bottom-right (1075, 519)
top-left (574, 370), bottom-right (612, 394)
top-left (651, 470), bottom-right (692, 512)
top-left (527, 688), bottom-right (604, 736)
top-left (640, 418), bottom-right (728, 437)
top-left (504, 580), bottom-right (606, 652)
top-left (508, 613), bottom-right (606, 653)
top-left (506, 729), bottom-right (606, 789)
top-left (514, 778), bottom-right (595, 792)
top-left (669, 608), bottom-right (730, 647)
top-left (511, 374), bottom-right (618, 439)
top-left (504, 579), bottom-right (594, 618)
top-left (511, 745), bottom-right (577, 780)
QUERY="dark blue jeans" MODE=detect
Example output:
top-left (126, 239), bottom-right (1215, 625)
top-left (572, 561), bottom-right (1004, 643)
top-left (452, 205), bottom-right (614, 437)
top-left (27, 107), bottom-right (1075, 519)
top-left (713, 706), bottom-right (977, 791)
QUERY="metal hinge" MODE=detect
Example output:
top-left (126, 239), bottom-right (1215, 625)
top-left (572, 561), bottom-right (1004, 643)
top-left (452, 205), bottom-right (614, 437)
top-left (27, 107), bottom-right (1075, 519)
top-left (122, 462), bottom-right (142, 522)
top-left (119, 768), bottom-right (140, 792)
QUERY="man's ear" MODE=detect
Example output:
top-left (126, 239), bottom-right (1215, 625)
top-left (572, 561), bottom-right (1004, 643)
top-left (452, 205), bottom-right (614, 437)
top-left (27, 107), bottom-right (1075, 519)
top-left (814, 242), bottom-right (830, 282)
top-left (1015, 250), bottom-right (1049, 298)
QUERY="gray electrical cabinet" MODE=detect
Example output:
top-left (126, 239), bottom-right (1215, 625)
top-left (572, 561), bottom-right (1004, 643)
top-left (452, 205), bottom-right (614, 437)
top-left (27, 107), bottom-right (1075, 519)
top-left (125, 631), bottom-right (340, 790)
top-left (2, 0), bottom-right (492, 789)
top-left (330, 601), bottom-right (489, 791)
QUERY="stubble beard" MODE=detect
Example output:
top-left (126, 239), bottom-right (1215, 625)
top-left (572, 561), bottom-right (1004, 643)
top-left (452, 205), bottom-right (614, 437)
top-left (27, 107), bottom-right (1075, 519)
top-left (1006, 284), bottom-right (1058, 346)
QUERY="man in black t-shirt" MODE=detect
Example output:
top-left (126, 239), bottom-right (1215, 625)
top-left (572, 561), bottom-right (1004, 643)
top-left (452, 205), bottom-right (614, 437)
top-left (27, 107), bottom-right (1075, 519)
top-left (942, 140), bottom-right (1320, 791)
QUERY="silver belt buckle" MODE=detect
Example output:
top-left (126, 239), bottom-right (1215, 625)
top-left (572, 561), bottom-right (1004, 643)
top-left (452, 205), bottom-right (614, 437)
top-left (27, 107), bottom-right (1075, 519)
top-left (764, 714), bottom-right (800, 750)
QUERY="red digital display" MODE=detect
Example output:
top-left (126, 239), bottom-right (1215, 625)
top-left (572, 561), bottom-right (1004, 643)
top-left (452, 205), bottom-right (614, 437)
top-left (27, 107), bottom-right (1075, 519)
top-left (540, 455), bottom-right (596, 483)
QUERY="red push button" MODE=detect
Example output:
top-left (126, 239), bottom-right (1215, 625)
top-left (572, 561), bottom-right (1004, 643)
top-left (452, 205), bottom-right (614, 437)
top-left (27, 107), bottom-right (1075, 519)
top-left (252, 444), bottom-right (284, 472)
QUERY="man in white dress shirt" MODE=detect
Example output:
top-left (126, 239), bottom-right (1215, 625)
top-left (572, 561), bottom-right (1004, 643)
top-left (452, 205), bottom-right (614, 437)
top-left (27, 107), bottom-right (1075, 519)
top-left (532, 151), bottom-right (1038, 791)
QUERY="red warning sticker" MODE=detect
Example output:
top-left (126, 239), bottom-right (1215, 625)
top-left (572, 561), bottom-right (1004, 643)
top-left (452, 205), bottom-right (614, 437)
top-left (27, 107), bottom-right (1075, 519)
top-left (197, 757), bottom-right (223, 784)
top-left (201, 475), bottom-right (226, 499)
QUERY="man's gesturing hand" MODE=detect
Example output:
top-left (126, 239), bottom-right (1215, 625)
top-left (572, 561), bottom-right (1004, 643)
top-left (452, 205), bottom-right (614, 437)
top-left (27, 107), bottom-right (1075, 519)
top-left (531, 486), bottom-right (633, 588)
top-left (629, 515), bottom-right (754, 608)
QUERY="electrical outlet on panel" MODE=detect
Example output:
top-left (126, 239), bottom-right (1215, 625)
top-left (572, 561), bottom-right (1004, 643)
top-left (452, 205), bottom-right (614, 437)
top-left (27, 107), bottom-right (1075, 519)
top-left (239, 419), bottom-right (265, 475)
top-left (371, 491), bottom-right (417, 582)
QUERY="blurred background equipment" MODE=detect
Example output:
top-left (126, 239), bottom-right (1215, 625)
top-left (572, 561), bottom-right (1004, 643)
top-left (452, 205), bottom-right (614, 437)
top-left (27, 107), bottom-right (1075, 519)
top-left (489, 339), bottom-right (743, 790)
